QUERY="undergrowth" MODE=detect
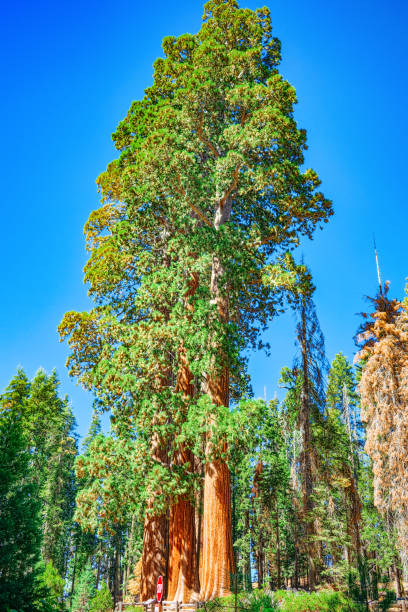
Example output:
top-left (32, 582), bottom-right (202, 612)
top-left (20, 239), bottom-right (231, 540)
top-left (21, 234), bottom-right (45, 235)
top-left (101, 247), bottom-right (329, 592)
top-left (203, 588), bottom-right (364, 612)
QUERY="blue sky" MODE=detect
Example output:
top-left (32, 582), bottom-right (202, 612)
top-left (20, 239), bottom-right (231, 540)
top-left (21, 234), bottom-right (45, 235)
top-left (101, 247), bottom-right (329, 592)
top-left (1, 0), bottom-right (407, 438)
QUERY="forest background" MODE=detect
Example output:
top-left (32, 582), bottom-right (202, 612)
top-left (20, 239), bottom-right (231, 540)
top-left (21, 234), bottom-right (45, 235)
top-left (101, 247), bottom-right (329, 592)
top-left (1, 0), bottom-right (408, 439)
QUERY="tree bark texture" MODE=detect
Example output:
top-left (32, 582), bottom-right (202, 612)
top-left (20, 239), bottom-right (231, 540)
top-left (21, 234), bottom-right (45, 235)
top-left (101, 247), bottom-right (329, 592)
top-left (199, 198), bottom-right (235, 600)
top-left (167, 458), bottom-right (200, 601)
top-left (200, 350), bottom-right (234, 598)
top-left (140, 506), bottom-right (168, 600)
top-left (141, 431), bottom-right (169, 600)
top-left (167, 275), bottom-right (201, 601)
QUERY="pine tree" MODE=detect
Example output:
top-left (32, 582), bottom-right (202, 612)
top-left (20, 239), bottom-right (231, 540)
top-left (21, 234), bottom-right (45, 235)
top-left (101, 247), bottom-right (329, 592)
top-left (293, 281), bottom-right (328, 590)
top-left (67, 408), bottom-right (103, 605)
top-left (71, 563), bottom-right (96, 612)
top-left (34, 560), bottom-right (65, 612)
top-left (321, 355), bottom-right (367, 601)
top-left (0, 392), bottom-right (42, 610)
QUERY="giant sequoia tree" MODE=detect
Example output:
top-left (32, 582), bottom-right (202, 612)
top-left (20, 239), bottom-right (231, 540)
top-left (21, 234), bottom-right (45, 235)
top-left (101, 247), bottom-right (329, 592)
top-left (60, 0), bottom-right (331, 600)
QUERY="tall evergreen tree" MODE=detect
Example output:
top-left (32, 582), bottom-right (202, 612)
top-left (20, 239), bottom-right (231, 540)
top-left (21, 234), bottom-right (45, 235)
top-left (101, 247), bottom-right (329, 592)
top-left (293, 281), bottom-right (328, 590)
top-left (59, 0), bottom-right (332, 599)
top-left (0, 383), bottom-right (42, 610)
top-left (71, 563), bottom-right (96, 612)
top-left (23, 369), bottom-right (78, 577)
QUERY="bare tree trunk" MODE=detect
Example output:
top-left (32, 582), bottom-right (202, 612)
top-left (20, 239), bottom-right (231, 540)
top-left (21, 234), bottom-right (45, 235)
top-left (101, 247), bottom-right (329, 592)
top-left (70, 548), bottom-right (77, 607)
top-left (245, 510), bottom-right (252, 591)
top-left (141, 506), bottom-right (168, 600)
top-left (200, 379), bottom-right (234, 599)
top-left (275, 502), bottom-right (281, 590)
top-left (96, 555), bottom-right (102, 590)
top-left (114, 533), bottom-right (121, 605)
top-left (257, 532), bottom-right (264, 588)
top-left (200, 454), bottom-right (234, 599)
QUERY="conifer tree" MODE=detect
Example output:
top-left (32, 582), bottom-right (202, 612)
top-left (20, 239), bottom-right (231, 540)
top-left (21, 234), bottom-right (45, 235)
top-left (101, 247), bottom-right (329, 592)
top-left (59, 0), bottom-right (332, 599)
top-left (0, 384), bottom-right (42, 610)
top-left (324, 354), bottom-right (367, 601)
top-left (4, 369), bottom-right (79, 577)
top-left (293, 280), bottom-right (327, 589)
top-left (71, 563), bottom-right (96, 612)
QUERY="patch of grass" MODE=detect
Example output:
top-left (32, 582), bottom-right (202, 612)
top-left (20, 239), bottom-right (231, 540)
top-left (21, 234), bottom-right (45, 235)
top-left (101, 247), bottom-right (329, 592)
top-left (274, 589), bottom-right (361, 611)
top-left (203, 588), bottom-right (363, 612)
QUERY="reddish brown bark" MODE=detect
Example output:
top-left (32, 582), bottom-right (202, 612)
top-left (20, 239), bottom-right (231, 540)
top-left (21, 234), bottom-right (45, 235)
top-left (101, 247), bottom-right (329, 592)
top-left (141, 431), bottom-right (169, 601)
top-left (199, 368), bottom-right (234, 600)
top-left (140, 504), bottom-right (168, 600)
top-left (167, 315), bottom-right (200, 601)
top-left (167, 447), bottom-right (200, 601)
top-left (199, 457), bottom-right (234, 599)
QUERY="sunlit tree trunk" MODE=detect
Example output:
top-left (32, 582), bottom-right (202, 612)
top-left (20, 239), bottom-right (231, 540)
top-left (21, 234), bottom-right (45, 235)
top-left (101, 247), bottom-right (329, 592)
top-left (200, 365), bottom-right (234, 599)
top-left (199, 198), bottom-right (235, 599)
top-left (167, 364), bottom-right (200, 601)
top-left (275, 502), bottom-right (281, 589)
top-left (167, 446), bottom-right (200, 602)
top-left (141, 432), bottom-right (169, 600)
top-left (167, 274), bottom-right (201, 602)
top-left (141, 506), bottom-right (168, 600)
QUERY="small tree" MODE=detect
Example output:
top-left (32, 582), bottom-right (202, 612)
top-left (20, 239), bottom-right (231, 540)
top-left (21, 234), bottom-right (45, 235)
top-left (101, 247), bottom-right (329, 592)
top-left (71, 563), bottom-right (96, 612)
top-left (90, 583), bottom-right (114, 612)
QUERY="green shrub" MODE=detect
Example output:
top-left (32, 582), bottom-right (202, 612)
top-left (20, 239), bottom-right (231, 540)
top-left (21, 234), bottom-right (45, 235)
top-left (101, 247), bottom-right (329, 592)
top-left (273, 589), bottom-right (361, 612)
top-left (90, 582), bottom-right (114, 612)
top-left (206, 588), bottom-right (363, 612)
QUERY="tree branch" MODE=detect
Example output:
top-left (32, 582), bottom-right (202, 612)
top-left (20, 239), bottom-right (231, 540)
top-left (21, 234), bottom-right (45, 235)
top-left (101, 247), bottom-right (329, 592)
top-left (197, 110), bottom-right (220, 159)
top-left (219, 164), bottom-right (241, 209)
top-left (174, 175), bottom-right (213, 227)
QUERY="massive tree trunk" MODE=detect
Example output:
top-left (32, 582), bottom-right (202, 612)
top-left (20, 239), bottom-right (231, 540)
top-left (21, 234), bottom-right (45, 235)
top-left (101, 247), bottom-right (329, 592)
top-left (167, 355), bottom-right (200, 601)
top-left (200, 454), bottom-right (234, 599)
top-left (141, 432), bottom-right (169, 600)
top-left (200, 238), bottom-right (235, 599)
top-left (140, 506), bottom-right (168, 600)
top-left (200, 367), bottom-right (234, 598)
top-left (167, 447), bottom-right (200, 602)
top-left (167, 274), bottom-right (201, 602)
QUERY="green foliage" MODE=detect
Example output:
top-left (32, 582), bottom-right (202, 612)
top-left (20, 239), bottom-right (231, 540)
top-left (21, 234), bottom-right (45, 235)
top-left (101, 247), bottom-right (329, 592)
top-left (0, 392), bottom-right (42, 610)
top-left (71, 563), bottom-right (96, 612)
top-left (274, 588), bottom-right (361, 611)
top-left (1, 368), bottom-right (78, 579)
top-left (89, 582), bottom-right (113, 612)
top-left (27, 369), bottom-right (78, 576)
top-left (33, 560), bottom-right (65, 612)
top-left (59, 0), bottom-right (332, 527)
top-left (205, 589), bottom-right (361, 612)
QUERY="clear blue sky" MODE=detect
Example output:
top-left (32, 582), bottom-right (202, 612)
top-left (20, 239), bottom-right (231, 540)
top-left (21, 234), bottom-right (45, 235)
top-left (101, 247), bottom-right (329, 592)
top-left (1, 0), bottom-right (407, 438)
